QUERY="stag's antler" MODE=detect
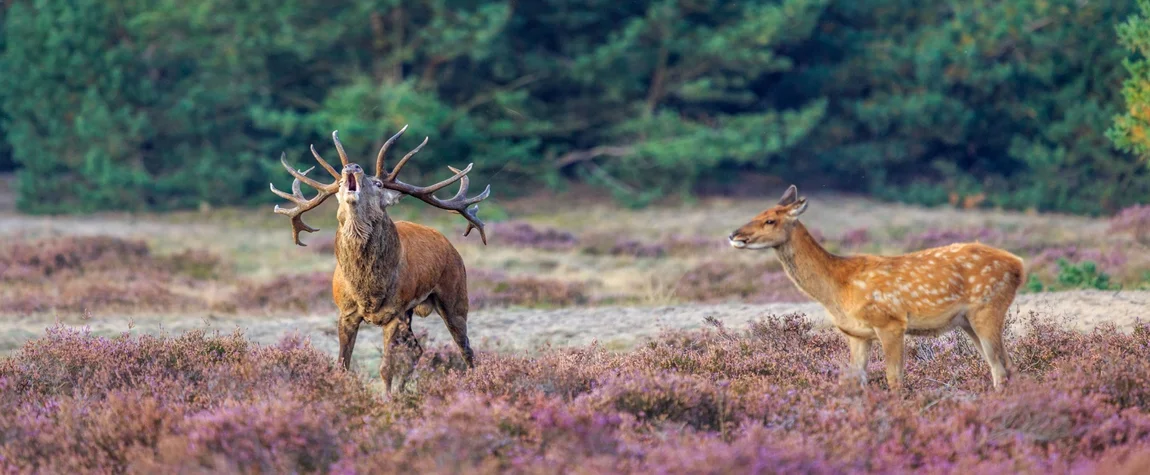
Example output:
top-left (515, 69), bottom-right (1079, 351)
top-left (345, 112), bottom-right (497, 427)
top-left (269, 131), bottom-right (351, 246)
top-left (374, 126), bottom-right (491, 245)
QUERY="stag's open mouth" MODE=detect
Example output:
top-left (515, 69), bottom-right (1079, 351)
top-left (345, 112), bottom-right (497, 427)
top-left (346, 173), bottom-right (358, 192)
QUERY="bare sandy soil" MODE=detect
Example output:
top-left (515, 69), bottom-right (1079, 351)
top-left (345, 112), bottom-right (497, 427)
top-left (3, 289), bottom-right (1145, 374)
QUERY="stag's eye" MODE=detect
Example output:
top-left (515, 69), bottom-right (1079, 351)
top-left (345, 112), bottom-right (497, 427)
top-left (764, 219), bottom-right (777, 226)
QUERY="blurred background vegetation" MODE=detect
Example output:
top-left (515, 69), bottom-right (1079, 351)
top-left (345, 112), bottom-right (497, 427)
top-left (1, 0), bottom-right (1149, 215)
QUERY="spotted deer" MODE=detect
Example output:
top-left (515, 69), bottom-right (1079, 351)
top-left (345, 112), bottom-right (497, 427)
top-left (728, 185), bottom-right (1023, 391)
top-left (269, 126), bottom-right (490, 394)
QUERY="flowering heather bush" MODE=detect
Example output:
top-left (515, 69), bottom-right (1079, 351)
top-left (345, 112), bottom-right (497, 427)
top-left (3, 314), bottom-right (1149, 473)
top-left (0, 236), bottom-right (223, 281)
top-left (227, 271), bottom-right (336, 313)
top-left (1031, 245), bottom-right (1129, 275)
top-left (662, 234), bottom-right (728, 257)
top-left (467, 268), bottom-right (591, 309)
top-left (900, 227), bottom-right (1007, 250)
top-left (1, 279), bottom-right (197, 314)
top-left (488, 220), bottom-right (579, 251)
top-left (838, 227), bottom-right (871, 249)
top-left (674, 261), bottom-right (807, 303)
top-left (1109, 204), bottom-right (1150, 244)
top-left (0, 236), bottom-right (225, 314)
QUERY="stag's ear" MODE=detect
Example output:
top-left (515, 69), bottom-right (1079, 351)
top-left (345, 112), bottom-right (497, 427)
top-left (787, 197), bottom-right (808, 217)
top-left (777, 185), bottom-right (798, 206)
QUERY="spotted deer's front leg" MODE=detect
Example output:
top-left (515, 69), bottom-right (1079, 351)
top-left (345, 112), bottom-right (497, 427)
top-left (875, 324), bottom-right (907, 391)
top-left (846, 336), bottom-right (872, 389)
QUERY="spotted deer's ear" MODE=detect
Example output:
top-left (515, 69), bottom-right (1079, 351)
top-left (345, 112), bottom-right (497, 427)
top-left (788, 198), bottom-right (808, 217)
top-left (777, 185), bottom-right (798, 206)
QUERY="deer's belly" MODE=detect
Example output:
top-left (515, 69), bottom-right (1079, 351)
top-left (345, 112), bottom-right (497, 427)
top-left (905, 306), bottom-right (966, 335)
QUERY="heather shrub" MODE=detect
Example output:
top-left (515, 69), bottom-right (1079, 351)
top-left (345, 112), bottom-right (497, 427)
top-left (0, 236), bottom-right (228, 314)
top-left (901, 227), bottom-right (1006, 250)
top-left (0, 235), bottom-right (223, 281)
top-left (0, 235), bottom-right (152, 280)
top-left (488, 220), bottom-right (579, 251)
top-left (2, 316), bottom-right (1149, 473)
top-left (1, 278), bottom-right (197, 314)
top-left (673, 260), bottom-right (806, 303)
top-left (661, 234), bottom-right (728, 257)
top-left (1030, 245), bottom-right (1129, 275)
top-left (580, 232), bottom-right (667, 258)
top-left (467, 269), bottom-right (590, 309)
top-left (1109, 204), bottom-right (1150, 244)
top-left (837, 227), bottom-right (871, 250)
top-left (228, 271), bottom-right (335, 313)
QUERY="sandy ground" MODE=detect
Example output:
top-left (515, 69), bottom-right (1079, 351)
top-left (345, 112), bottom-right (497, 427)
top-left (3, 290), bottom-right (1146, 374)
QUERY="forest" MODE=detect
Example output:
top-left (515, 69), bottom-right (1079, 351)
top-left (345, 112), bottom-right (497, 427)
top-left (2, 0), bottom-right (1150, 215)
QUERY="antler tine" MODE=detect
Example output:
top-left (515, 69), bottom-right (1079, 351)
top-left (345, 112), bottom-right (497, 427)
top-left (386, 136), bottom-right (429, 182)
top-left (376, 131), bottom-right (492, 245)
top-left (460, 203), bottom-right (487, 242)
top-left (375, 124), bottom-right (409, 178)
top-left (310, 144), bottom-right (341, 179)
top-left (332, 130), bottom-right (350, 167)
top-left (446, 166), bottom-right (469, 201)
top-left (445, 165), bottom-right (491, 206)
top-left (290, 166), bottom-right (314, 198)
top-left (269, 151), bottom-right (341, 247)
top-left (277, 153), bottom-right (333, 191)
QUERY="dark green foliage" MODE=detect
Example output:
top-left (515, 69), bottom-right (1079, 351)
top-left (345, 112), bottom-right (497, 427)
top-left (1110, 0), bottom-right (1150, 159)
top-left (1027, 258), bottom-right (1114, 292)
top-left (803, 0), bottom-right (1147, 214)
top-left (0, 0), bottom-right (1145, 213)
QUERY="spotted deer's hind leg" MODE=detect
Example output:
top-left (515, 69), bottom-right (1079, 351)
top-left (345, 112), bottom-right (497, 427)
top-left (967, 303), bottom-right (1011, 390)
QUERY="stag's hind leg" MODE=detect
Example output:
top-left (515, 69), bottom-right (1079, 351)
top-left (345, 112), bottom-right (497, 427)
top-left (434, 295), bottom-right (474, 369)
top-left (380, 311), bottom-right (423, 394)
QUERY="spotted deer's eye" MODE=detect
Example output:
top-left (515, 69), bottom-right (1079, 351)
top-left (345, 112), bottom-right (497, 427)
top-left (764, 219), bottom-right (777, 226)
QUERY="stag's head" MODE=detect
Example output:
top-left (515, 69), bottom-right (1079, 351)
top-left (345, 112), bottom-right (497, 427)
top-left (335, 163), bottom-right (402, 219)
top-left (269, 127), bottom-right (491, 246)
top-left (728, 184), bottom-right (808, 250)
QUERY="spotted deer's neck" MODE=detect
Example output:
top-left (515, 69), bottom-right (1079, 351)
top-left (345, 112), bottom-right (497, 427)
top-left (774, 222), bottom-right (853, 309)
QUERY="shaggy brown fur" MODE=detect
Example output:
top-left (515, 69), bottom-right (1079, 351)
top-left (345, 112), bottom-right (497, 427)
top-left (729, 185), bottom-right (1024, 391)
top-left (270, 130), bottom-right (487, 395)
top-left (332, 176), bottom-right (474, 393)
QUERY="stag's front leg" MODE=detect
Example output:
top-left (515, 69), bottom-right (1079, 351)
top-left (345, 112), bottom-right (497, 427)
top-left (337, 311), bottom-right (363, 371)
top-left (381, 312), bottom-right (423, 394)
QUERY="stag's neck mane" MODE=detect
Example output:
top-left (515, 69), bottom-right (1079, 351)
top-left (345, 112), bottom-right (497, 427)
top-left (335, 206), bottom-right (402, 293)
top-left (774, 222), bottom-right (858, 309)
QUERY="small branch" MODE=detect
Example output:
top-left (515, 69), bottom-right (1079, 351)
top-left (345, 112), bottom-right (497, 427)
top-left (441, 74), bottom-right (544, 130)
top-left (554, 145), bottom-right (636, 169)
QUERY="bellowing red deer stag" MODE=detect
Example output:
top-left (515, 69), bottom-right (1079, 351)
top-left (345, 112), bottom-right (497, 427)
top-left (728, 185), bottom-right (1023, 391)
top-left (269, 126), bottom-right (489, 394)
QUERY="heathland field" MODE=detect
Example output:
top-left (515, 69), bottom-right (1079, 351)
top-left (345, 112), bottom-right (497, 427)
top-left (2, 177), bottom-right (1150, 472)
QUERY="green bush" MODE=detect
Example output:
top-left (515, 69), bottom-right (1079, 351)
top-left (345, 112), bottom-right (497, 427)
top-left (1109, 0), bottom-right (1150, 160)
top-left (1026, 258), bottom-right (1114, 292)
